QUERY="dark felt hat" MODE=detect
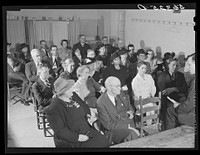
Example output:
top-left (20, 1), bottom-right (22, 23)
top-left (7, 42), bottom-right (11, 46)
top-left (20, 43), bottom-right (29, 50)
top-left (137, 49), bottom-right (146, 56)
top-left (110, 51), bottom-right (120, 61)
top-left (117, 49), bottom-right (129, 56)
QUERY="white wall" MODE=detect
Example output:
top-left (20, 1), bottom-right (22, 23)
top-left (125, 10), bottom-right (195, 57)
top-left (7, 9), bottom-right (99, 20)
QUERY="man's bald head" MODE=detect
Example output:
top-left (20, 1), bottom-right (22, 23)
top-left (105, 76), bottom-right (121, 96)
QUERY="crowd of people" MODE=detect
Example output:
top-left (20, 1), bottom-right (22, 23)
top-left (7, 34), bottom-right (196, 148)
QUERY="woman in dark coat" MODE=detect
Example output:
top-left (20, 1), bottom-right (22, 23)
top-left (44, 78), bottom-right (109, 148)
top-left (157, 58), bottom-right (188, 130)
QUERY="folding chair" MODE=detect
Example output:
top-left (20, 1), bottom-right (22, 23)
top-left (137, 93), bottom-right (162, 138)
top-left (8, 81), bottom-right (22, 105)
top-left (31, 93), bottom-right (53, 137)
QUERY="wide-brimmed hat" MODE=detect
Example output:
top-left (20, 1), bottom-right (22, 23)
top-left (7, 42), bottom-right (11, 46)
top-left (110, 51), bottom-right (120, 61)
top-left (20, 43), bottom-right (29, 50)
top-left (54, 77), bottom-right (75, 95)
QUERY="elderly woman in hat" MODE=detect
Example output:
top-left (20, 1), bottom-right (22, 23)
top-left (102, 51), bottom-right (130, 93)
top-left (44, 77), bottom-right (109, 148)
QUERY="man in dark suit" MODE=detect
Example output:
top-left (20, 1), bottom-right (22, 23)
top-left (48, 45), bottom-right (62, 78)
top-left (32, 65), bottom-right (55, 111)
top-left (95, 36), bottom-right (114, 57)
top-left (7, 54), bottom-right (29, 106)
top-left (97, 76), bottom-right (139, 145)
top-left (25, 49), bottom-right (54, 97)
top-left (72, 34), bottom-right (91, 59)
top-left (157, 58), bottom-right (188, 130)
top-left (39, 40), bottom-right (50, 61)
top-left (165, 53), bottom-right (196, 129)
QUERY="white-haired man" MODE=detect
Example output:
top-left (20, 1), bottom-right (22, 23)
top-left (25, 49), bottom-right (53, 96)
top-left (97, 76), bottom-right (139, 145)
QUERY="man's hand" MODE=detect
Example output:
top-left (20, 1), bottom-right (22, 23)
top-left (167, 96), bottom-right (180, 108)
top-left (87, 114), bottom-right (97, 126)
top-left (162, 87), bottom-right (177, 95)
top-left (78, 134), bottom-right (89, 142)
top-left (128, 124), bottom-right (140, 137)
top-left (13, 66), bottom-right (20, 72)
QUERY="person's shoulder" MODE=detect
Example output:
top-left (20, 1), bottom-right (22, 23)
top-left (73, 42), bottom-right (79, 47)
top-left (176, 70), bottom-right (185, 76)
top-left (97, 92), bottom-right (107, 105)
top-left (26, 60), bottom-right (34, 66)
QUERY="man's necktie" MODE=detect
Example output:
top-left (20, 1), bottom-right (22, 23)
top-left (114, 97), bottom-right (118, 107)
top-left (45, 79), bottom-right (51, 87)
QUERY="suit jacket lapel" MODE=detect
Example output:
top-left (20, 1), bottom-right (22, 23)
top-left (104, 93), bottom-right (119, 118)
top-left (37, 78), bottom-right (48, 92)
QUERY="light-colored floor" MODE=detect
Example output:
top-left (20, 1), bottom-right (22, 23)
top-left (7, 94), bottom-right (55, 148)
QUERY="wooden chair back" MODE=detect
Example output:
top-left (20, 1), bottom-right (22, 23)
top-left (138, 92), bottom-right (161, 137)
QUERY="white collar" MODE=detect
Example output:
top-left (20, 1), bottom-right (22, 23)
top-left (107, 92), bottom-right (116, 106)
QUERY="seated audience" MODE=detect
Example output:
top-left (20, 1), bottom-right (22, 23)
top-left (117, 49), bottom-right (135, 106)
top-left (39, 40), bottom-right (50, 61)
top-left (95, 45), bottom-right (110, 67)
top-left (7, 55), bottom-right (30, 106)
top-left (18, 43), bottom-right (32, 65)
top-left (131, 61), bottom-right (156, 125)
top-left (127, 44), bottom-right (137, 64)
top-left (59, 58), bottom-right (77, 81)
top-left (165, 53), bottom-right (195, 129)
top-left (132, 49), bottom-right (150, 79)
top-left (48, 45), bottom-right (62, 78)
top-left (44, 78), bottom-right (109, 148)
top-left (144, 49), bottom-right (158, 75)
top-left (25, 49), bottom-right (53, 97)
top-left (57, 39), bottom-right (72, 60)
top-left (83, 49), bottom-right (96, 65)
top-left (76, 65), bottom-right (106, 124)
top-left (72, 47), bottom-right (83, 72)
top-left (95, 36), bottom-right (114, 57)
top-left (97, 76), bottom-right (140, 145)
top-left (157, 58), bottom-right (188, 130)
top-left (72, 34), bottom-right (91, 59)
top-left (32, 65), bottom-right (55, 111)
top-left (116, 39), bottom-right (126, 51)
top-left (89, 59), bottom-right (104, 84)
top-left (102, 52), bottom-right (130, 93)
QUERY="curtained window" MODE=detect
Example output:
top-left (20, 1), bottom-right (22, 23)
top-left (7, 20), bottom-right (26, 47)
top-left (52, 21), bottom-right (69, 48)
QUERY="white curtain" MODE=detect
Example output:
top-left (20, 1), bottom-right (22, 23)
top-left (7, 20), bottom-right (26, 47)
top-left (68, 17), bottom-right (81, 48)
top-left (35, 21), bottom-right (52, 48)
top-left (27, 20), bottom-right (37, 50)
top-left (52, 21), bottom-right (68, 47)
